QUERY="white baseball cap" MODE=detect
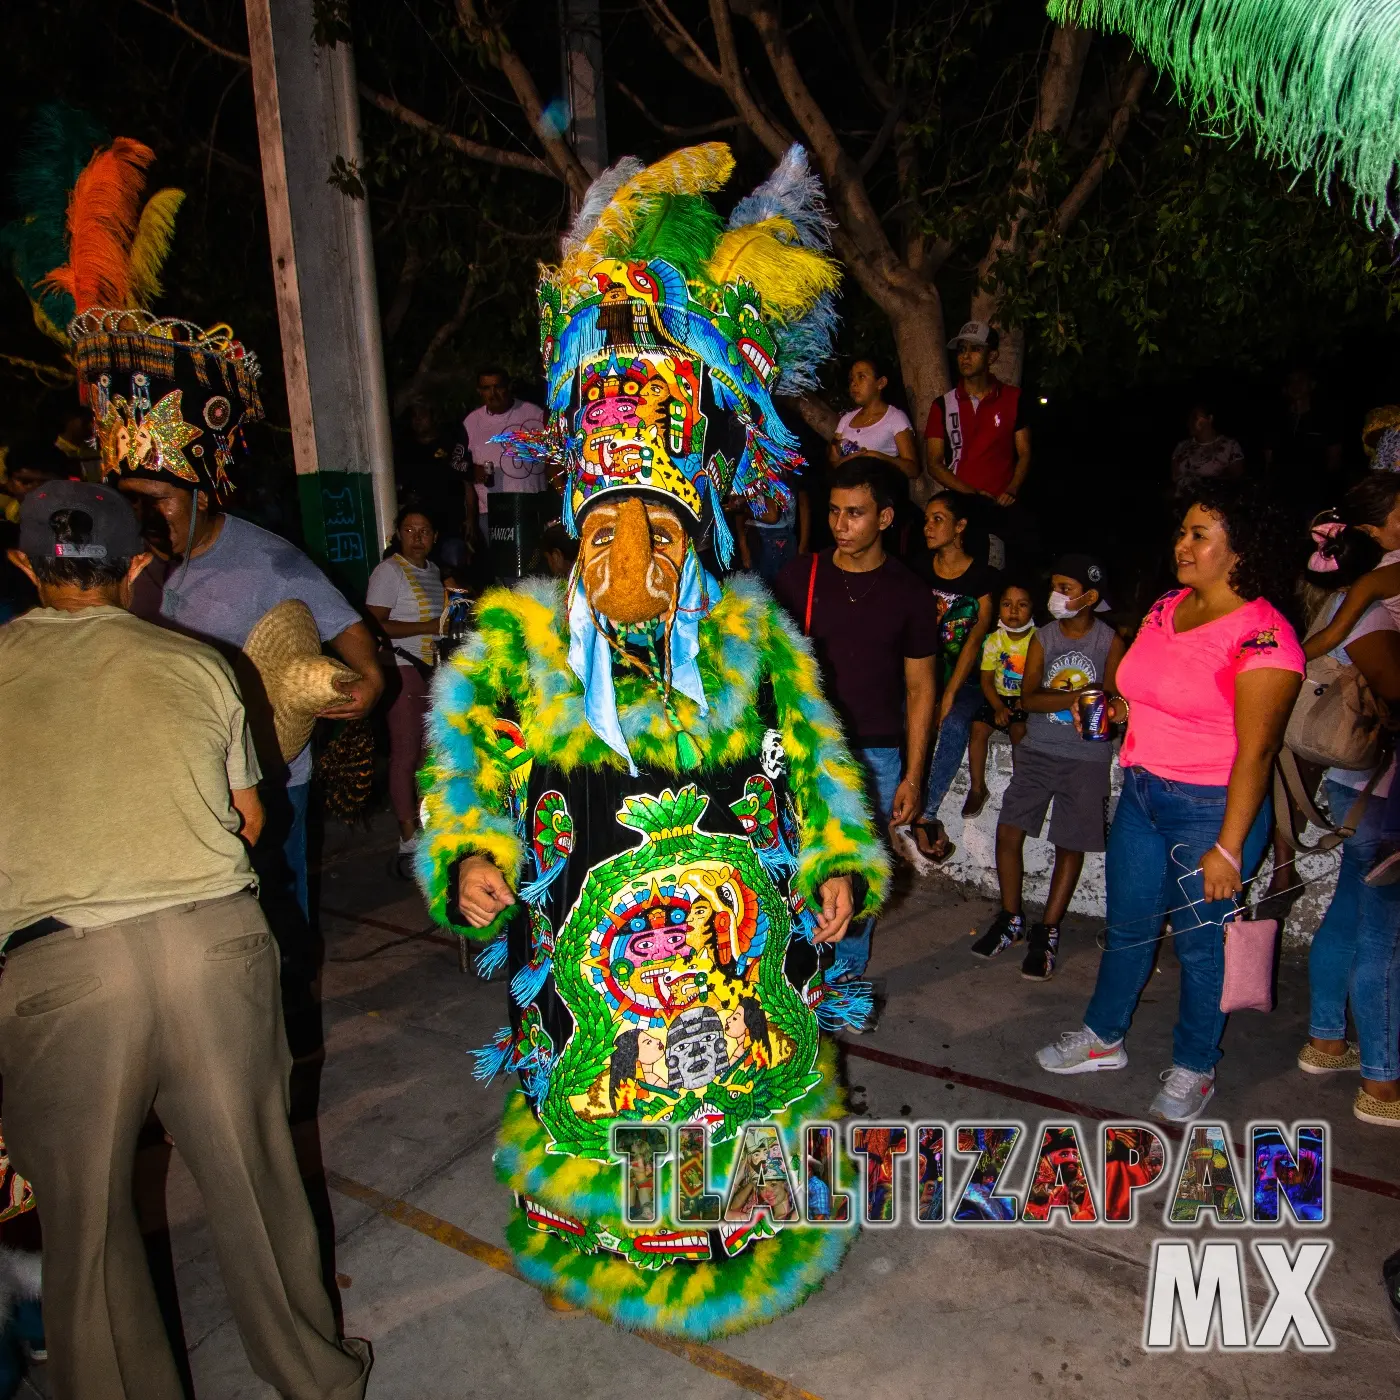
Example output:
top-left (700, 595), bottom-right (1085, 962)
top-left (947, 320), bottom-right (999, 350)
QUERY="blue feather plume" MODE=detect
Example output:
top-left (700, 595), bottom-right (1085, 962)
top-left (727, 144), bottom-right (832, 250)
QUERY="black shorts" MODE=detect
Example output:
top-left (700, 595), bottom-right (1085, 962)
top-left (997, 745), bottom-right (1111, 853)
top-left (973, 699), bottom-right (1027, 731)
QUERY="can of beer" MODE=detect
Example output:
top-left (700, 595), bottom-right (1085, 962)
top-left (1076, 686), bottom-right (1111, 742)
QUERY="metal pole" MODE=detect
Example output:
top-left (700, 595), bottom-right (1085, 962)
top-left (328, 39), bottom-right (397, 555)
top-left (561, 0), bottom-right (607, 180)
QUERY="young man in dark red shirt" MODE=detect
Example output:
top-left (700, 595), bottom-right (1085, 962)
top-left (774, 462), bottom-right (938, 1002)
top-left (925, 321), bottom-right (1034, 565)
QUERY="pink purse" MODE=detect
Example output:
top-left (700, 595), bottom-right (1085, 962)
top-left (1219, 912), bottom-right (1279, 1013)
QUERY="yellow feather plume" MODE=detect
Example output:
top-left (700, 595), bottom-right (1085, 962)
top-left (127, 187), bottom-right (184, 308)
top-left (560, 142), bottom-right (735, 280)
top-left (704, 217), bottom-right (841, 320)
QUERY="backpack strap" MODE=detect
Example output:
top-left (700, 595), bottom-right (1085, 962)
top-left (803, 552), bottom-right (819, 637)
top-left (1273, 747), bottom-right (1380, 853)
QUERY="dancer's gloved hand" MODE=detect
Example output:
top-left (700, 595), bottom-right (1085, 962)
top-left (458, 855), bottom-right (516, 927)
top-left (813, 875), bottom-right (855, 943)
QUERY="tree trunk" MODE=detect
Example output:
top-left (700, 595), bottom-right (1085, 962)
top-left (888, 281), bottom-right (950, 506)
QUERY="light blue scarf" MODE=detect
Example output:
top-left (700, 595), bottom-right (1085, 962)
top-left (567, 549), bottom-right (717, 775)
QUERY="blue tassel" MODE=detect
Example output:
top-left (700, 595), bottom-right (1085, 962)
top-left (474, 933), bottom-right (508, 979)
top-left (510, 957), bottom-right (552, 1009)
top-left (756, 843), bottom-right (799, 882)
top-left (517, 857), bottom-right (567, 906)
top-left (521, 1058), bottom-right (553, 1105)
top-left (708, 478), bottom-right (734, 568)
top-left (471, 1027), bottom-right (516, 1082)
top-left (815, 980), bottom-right (874, 1032)
top-left (791, 905), bottom-right (818, 945)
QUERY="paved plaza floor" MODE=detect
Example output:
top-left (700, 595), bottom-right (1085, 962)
top-left (78, 813), bottom-right (1400, 1399)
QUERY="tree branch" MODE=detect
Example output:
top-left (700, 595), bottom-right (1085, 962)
top-left (131, 0), bottom-right (251, 66)
top-left (707, 0), bottom-right (794, 158)
top-left (613, 80), bottom-right (743, 138)
top-left (781, 391), bottom-right (839, 442)
top-left (382, 244), bottom-right (424, 341)
top-left (395, 271), bottom-right (498, 414)
top-left (641, 0), bottom-right (724, 86)
top-left (974, 24), bottom-right (1094, 287)
top-left (834, 0), bottom-right (893, 110)
top-left (736, 0), bottom-right (898, 273)
top-left (1049, 62), bottom-right (1150, 237)
top-left (454, 0), bottom-right (591, 199)
top-left (358, 86), bottom-right (556, 179)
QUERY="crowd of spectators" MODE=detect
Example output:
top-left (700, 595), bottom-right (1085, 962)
top-left (4, 328), bottom-right (1400, 1384)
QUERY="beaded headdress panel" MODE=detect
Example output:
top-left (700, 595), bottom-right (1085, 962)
top-left (69, 309), bottom-right (263, 505)
top-left (499, 143), bottom-right (840, 566)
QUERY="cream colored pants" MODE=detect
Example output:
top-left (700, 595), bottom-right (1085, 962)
top-left (0, 892), bottom-right (369, 1400)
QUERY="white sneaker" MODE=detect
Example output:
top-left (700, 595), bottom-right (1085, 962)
top-left (1150, 1066), bottom-right (1215, 1123)
top-left (1035, 1026), bottom-right (1127, 1075)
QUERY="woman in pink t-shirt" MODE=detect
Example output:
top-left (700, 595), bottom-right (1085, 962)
top-left (1037, 481), bottom-right (1304, 1123)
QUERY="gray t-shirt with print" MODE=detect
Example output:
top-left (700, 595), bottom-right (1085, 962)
top-left (1023, 617), bottom-right (1116, 764)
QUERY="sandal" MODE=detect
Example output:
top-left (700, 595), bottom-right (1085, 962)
top-left (961, 787), bottom-right (989, 820)
top-left (911, 818), bottom-right (955, 866)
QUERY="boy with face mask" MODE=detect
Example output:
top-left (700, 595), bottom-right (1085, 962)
top-left (972, 554), bottom-right (1126, 978)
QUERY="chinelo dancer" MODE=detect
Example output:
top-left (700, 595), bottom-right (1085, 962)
top-left (415, 143), bottom-right (888, 1337)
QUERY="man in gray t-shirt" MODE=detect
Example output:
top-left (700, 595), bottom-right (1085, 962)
top-left (971, 554), bottom-right (1127, 979)
top-left (122, 483), bottom-right (383, 922)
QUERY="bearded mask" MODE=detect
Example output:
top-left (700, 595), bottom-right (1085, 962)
top-left (578, 495), bottom-right (688, 626)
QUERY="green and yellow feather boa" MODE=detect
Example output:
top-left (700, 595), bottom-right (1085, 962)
top-left (416, 573), bottom-right (889, 936)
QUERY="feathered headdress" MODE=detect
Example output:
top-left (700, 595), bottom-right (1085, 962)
top-left (0, 106), bottom-right (185, 346)
top-left (1049, 1), bottom-right (1400, 229)
top-left (502, 143), bottom-right (840, 566)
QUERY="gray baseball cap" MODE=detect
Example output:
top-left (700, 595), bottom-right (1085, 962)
top-left (18, 479), bottom-right (143, 562)
top-left (947, 319), bottom-right (999, 350)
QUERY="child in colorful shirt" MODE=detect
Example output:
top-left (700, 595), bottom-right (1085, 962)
top-left (964, 581), bottom-right (1034, 817)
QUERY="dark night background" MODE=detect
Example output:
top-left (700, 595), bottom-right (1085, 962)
top-left (3, 0), bottom-right (1398, 604)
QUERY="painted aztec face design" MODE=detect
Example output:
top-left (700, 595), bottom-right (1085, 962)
top-left (573, 348), bottom-right (709, 523)
top-left (540, 785), bottom-right (821, 1160)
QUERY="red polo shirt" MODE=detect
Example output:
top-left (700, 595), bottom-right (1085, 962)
top-left (924, 378), bottom-right (1024, 495)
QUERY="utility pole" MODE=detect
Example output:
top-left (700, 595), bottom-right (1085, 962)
top-left (245, 0), bottom-right (396, 598)
top-left (561, 0), bottom-right (607, 181)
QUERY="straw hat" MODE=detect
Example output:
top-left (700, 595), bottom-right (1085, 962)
top-left (1362, 405), bottom-right (1400, 458)
top-left (243, 599), bottom-right (360, 761)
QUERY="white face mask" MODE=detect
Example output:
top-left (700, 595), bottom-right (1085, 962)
top-left (1047, 590), bottom-right (1084, 620)
top-left (1002, 619), bottom-right (1035, 634)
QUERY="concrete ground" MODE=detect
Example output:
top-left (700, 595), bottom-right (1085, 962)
top-left (53, 812), bottom-right (1399, 1399)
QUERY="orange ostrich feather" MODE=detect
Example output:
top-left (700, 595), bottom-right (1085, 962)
top-left (42, 138), bottom-right (156, 314)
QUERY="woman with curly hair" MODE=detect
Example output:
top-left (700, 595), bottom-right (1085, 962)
top-left (1036, 480), bottom-right (1305, 1123)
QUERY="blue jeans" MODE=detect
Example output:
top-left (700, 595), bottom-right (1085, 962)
top-left (253, 779), bottom-right (311, 921)
top-left (1309, 781), bottom-right (1400, 1081)
top-left (832, 746), bottom-right (903, 978)
top-left (1083, 766), bottom-right (1270, 1074)
top-left (751, 527), bottom-right (796, 583)
top-left (921, 682), bottom-right (983, 822)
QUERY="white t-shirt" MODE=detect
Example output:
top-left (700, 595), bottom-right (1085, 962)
top-left (462, 400), bottom-right (547, 515)
top-left (1324, 594), bottom-right (1398, 796)
top-left (834, 404), bottom-right (913, 461)
top-left (1378, 548), bottom-right (1400, 632)
top-left (366, 555), bottom-right (445, 667)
